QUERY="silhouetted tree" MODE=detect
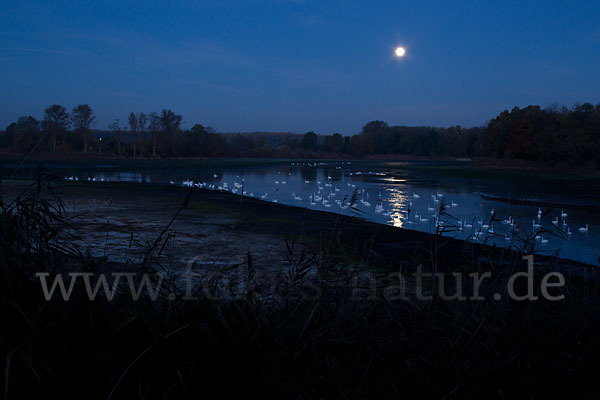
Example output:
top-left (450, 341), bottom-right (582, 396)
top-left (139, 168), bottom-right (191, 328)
top-left (128, 112), bottom-right (138, 158)
top-left (361, 120), bottom-right (389, 154)
top-left (4, 116), bottom-right (41, 152)
top-left (149, 112), bottom-right (160, 157)
top-left (348, 135), bottom-right (365, 156)
top-left (301, 131), bottom-right (318, 152)
top-left (43, 105), bottom-right (69, 153)
top-left (71, 104), bottom-right (95, 152)
top-left (128, 112), bottom-right (149, 158)
top-left (159, 109), bottom-right (183, 156)
top-left (322, 133), bottom-right (344, 153)
top-left (137, 113), bottom-right (148, 157)
top-left (2, 102), bottom-right (600, 167)
top-left (185, 124), bottom-right (225, 157)
top-left (109, 119), bottom-right (122, 156)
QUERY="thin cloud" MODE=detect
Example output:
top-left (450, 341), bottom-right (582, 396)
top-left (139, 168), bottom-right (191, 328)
top-left (0, 46), bottom-right (77, 56)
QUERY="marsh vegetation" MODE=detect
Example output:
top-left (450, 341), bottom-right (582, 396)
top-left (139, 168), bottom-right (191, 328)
top-left (2, 173), bottom-right (600, 398)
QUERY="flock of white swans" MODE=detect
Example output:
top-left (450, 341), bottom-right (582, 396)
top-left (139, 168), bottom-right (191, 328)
top-left (65, 164), bottom-right (591, 249)
top-left (174, 172), bottom-right (590, 246)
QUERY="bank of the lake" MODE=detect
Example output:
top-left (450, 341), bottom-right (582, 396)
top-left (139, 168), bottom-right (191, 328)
top-left (3, 156), bottom-right (599, 265)
top-left (3, 179), bottom-right (596, 275)
top-left (3, 178), bottom-right (600, 398)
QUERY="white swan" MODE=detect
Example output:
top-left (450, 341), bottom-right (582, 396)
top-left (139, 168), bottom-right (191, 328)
top-left (579, 224), bottom-right (589, 233)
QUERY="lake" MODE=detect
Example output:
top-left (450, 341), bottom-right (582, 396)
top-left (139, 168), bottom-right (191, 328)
top-left (3, 158), bottom-right (599, 265)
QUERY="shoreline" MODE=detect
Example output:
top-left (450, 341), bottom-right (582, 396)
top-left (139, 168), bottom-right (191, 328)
top-left (3, 179), bottom-right (597, 272)
top-left (4, 178), bottom-right (600, 398)
top-left (1, 152), bottom-right (599, 175)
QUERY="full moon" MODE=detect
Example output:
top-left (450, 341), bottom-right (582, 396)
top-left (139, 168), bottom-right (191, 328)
top-left (395, 46), bottom-right (406, 57)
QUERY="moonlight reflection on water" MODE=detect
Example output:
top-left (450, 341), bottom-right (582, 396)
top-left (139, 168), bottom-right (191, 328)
top-left (4, 160), bottom-right (598, 265)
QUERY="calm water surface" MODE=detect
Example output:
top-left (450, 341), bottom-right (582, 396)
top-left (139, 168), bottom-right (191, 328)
top-left (4, 159), bottom-right (599, 265)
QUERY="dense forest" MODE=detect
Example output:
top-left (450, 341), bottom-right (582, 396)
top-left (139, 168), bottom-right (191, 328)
top-left (1, 103), bottom-right (599, 167)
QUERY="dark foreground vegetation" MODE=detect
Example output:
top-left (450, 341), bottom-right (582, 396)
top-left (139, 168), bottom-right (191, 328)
top-left (2, 173), bottom-right (600, 399)
top-left (2, 102), bottom-right (600, 168)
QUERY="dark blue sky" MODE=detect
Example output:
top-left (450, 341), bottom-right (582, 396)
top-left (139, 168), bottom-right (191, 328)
top-left (1, 0), bottom-right (599, 134)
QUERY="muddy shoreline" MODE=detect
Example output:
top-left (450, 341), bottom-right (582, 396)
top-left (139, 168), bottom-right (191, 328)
top-left (3, 180), bottom-right (596, 277)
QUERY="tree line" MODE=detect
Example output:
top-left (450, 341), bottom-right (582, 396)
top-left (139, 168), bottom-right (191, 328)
top-left (1, 103), bottom-right (599, 167)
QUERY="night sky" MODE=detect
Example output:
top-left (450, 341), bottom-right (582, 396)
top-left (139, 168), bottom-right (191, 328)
top-left (1, 0), bottom-right (599, 134)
